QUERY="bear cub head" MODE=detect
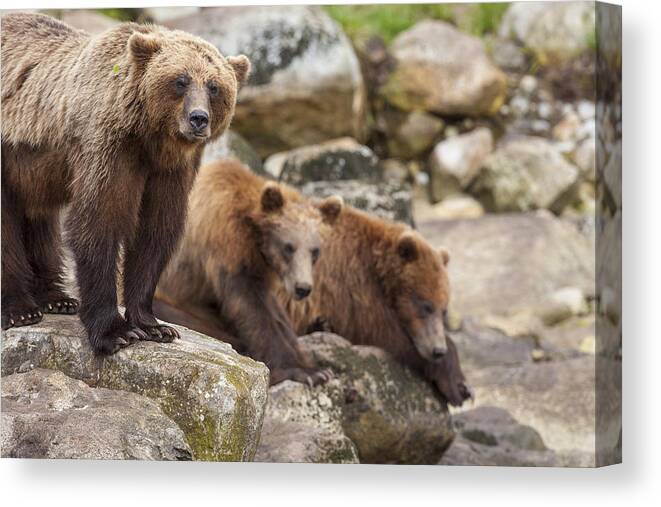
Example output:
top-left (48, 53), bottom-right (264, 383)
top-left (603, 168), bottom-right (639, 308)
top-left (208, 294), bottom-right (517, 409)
top-left (250, 183), bottom-right (343, 301)
top-left (128, 29), bottom-right (250, 144)
top-left (385, 230), bottom-right (451, 363)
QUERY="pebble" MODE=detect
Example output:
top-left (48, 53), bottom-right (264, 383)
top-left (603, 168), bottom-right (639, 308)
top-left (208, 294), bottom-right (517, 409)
top-left (519, 75), bottom-right (538, 94)
top-left (444, 126), bottom-right (460, 138)
top-left (510, 95), bottom-right (529, 116)
top-left (577, 100), bottom-right (595, 120)
top-left (537, 102), bottom-right (553, 119)
top-left (531, 119), bottom-right (551, 134)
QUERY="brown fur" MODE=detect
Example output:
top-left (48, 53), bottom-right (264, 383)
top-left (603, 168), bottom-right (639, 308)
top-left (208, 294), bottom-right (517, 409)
top-left (156, 160), bottom-right (342, 385)
top-left (1, 13), bottom-right (249, 354)
top-left (280, 206), bottom-right (472, 407)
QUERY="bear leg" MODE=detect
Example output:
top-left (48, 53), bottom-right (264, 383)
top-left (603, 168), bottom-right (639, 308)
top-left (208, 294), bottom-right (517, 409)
top-left (424, 335), bottom-right (473, 407)
top-left (65, 160), bottom-right (149, 354)
top-left (24, 212), bottom-right (79, 315)
top-left (219, 272), bottom-right (334, 387)
top-left (123, 171), bottom-right (192, 343)
top-left (1, 186), bottom-right (43, 330)
top-left (270, 367), bottom-right (334, 387)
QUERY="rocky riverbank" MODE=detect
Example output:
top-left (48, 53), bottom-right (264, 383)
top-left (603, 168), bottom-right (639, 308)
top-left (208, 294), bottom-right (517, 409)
top-left (4, 2), bottom-right (620, 465)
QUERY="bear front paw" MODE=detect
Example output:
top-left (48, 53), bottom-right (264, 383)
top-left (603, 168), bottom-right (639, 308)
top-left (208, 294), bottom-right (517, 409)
top-left (1, 307), bottom-right (43, 330)
top-left (142, 324), bottom-right (180, 343)
top-left (43, 297), bottom-right (79, 315)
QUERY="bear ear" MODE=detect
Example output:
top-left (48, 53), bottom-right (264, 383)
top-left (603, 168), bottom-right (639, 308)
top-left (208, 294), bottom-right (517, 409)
top-left (261, 182), bottom-right (285, 213)
top-left (397, 232), bottom-right (418, 263)
top-left (438, 247), bottom-right (450, 266)
top-left (318, 195), bottom-right (343, 225)
top-left (128, 32), bottom-right (161, 64)
top-left (227, 55), bottom-right (251, 85)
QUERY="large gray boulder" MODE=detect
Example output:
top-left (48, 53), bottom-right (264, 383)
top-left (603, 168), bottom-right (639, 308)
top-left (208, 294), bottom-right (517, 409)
top-left (418, 213), bottom-right (595, 317)
top-left (467, 356), bottom-right (600, 463)
top-left (59, 9), bottom-right (119, 34)
top-left (168, 6), bottom-right (366, 157)
top-left (264, 137), bottom-right (413, 225)
top-left (267, 137), bottom-right (382, 185)
top-left (255, 380), bottom-right (360, 464)
top-left (256, 333), bottom-right (454, 464)
top-left (414, 193), bottom-right (485, 223)
top-left (499, 2), bottom-right (596, 65)
top-left (381, 21), bottom-right (507, 116)
top-left (2, 369), bottom-right (191, 460)
top-left (1, 314), bottom-right (269, 461)
top-left (429, 128), bottom-right (494, 203)
top-left (471, 137), bottom-right (579, 213)
top-left (300, 180), bottom-right (413, 226)
top-left (440, 406), bottom-right (563, 467)
top-left (201, 130), bottom-right (266, 176)
top-left (382, 109), bottom-right (444, 159)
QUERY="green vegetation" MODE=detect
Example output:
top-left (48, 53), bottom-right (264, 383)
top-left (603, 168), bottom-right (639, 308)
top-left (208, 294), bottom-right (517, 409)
top-left (95, 8), bottom-right (141, 22)
top-left (464, 2), bottom-right (510, 37)
top-left (324, 3), bottom-right (509, 43)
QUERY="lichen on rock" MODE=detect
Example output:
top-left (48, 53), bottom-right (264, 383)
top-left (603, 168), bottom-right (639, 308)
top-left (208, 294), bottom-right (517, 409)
top-left (1, 315), bottom-right (270, 461)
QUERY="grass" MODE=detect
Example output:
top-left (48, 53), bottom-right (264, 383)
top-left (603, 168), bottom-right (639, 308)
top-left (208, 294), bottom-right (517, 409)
top-left (95, 8), bottom-right (141, 22)
top-left (324, 3), bottom-right (509, 43)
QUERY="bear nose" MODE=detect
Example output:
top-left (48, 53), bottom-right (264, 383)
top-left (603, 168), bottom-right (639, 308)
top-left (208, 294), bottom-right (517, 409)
top-left (294, 283), bottom-right (312, 300)
top-left (189, 110), bottom-right (209, 131)
top-left (432, 347), bottom-right (447, 359)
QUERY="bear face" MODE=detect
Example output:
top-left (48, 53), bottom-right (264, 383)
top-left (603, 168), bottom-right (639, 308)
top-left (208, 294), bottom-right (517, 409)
top-left (252, 184), bottom-right (342, 301)
top-left (385, 231), bottom-right (451, 363)
top-left (128, 30), bottom-right (250, 145)
top-left (426, 336), bottom-right (473, 407)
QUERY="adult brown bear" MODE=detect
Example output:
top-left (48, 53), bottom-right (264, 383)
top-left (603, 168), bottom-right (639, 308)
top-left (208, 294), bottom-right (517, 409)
top-left (278, 204), bottom-right (473, 407)
top-left (1, 12), bottom-right (249, 354)
top-left (156, 160), bottom-right (343, 385)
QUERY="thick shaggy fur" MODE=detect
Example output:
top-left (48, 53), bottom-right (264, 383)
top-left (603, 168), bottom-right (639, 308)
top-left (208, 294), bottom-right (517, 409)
top-left (156, 160), bottom-right (342, 385)
top-left (1, 13), bottom-right (249, 353)
top-left (280, 206), bottom-right (472, 407)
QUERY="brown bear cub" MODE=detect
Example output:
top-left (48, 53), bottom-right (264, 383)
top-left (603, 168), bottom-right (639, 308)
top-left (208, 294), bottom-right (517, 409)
top-left (280, 206), bottom-right (473, 407)
top-left (1, 13), bottom-right (249, 354)
top-left (155, 160), bottom-right (343, 386)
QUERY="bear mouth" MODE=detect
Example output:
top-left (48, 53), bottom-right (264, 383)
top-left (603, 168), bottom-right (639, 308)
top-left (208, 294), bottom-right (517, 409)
top-left (180, 130), bottom-right (210, 143)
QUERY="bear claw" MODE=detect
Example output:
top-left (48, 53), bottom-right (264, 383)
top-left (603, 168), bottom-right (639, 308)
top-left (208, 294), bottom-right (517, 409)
top-left (305, 368), bottom-right (334, 387)
top-left (143, 324), bottom-right (179, 343)
top-left (43, 297), bottom-right (79, 315)
top-left (2, 308), bottom-right (44, 330)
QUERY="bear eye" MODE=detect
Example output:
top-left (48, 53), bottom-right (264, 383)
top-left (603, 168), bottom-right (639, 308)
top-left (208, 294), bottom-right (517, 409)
top-left (175, 76), bottom-right (190, 93)
top-left (283, 243), bottom-right (296, 257)
top-left (207, 81), bottom-right (220, 97)
top-left (419, 300), bottom-right (435, 317)
top-left (311, 248), bottom-right (320, 264)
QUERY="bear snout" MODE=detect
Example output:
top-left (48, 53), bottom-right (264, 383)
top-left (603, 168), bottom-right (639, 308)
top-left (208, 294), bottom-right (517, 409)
top-left (432, 347), bottom-right (447, 359)
top-left (189, 109), bottom-right (209, 133)
top-left (294, 283), bottom-right (312, 300)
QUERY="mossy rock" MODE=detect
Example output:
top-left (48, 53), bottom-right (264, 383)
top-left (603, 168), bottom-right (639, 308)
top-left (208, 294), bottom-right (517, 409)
top-left (256, 333), bottom-right (454, 464)
top-left (1, 314), bottom-right (269, 461)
